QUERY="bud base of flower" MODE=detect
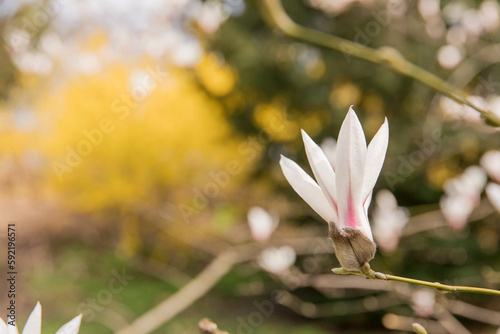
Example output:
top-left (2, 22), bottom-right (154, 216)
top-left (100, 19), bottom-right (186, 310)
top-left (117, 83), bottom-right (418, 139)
top-left (329, 223), bottom-right (376, 271)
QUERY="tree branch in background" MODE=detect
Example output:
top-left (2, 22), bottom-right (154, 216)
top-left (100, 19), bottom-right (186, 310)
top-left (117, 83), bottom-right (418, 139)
top-left (257, 0), bottom-right (500, 127)
top-left (116, 251), bottom-right (238, 334)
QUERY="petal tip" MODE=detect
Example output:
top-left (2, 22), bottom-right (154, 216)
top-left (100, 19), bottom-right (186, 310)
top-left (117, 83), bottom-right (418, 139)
top-left (301, 129), bottom-right (315, 145)
top-left (345, 106), bottom-right (361, 123)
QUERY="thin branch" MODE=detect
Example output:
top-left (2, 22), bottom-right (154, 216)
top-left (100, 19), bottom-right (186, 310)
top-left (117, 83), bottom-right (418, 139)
top-left (434, 304), bottom-right (472, 334)
top-left (274, 288), bottom-right (404, 318)
top-left (448, 300), bottom-right (500, 326)
top-left (332, 264), bottom-right (500, 296)
top-left (257, 0), bottom-right (500, 126)
top-left (116, 251), bottom-right (238, 334)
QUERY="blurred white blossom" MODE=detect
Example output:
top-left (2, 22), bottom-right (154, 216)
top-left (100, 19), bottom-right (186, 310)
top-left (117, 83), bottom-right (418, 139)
top-left (257, 246), bottom-right (296, 275)
top-left (306, 0), bottom-right (356, 16)
top-left (440, 166), bottom-right (487, 229)
top-left (372, 189), bottom-right (409, 252)
top-left (443, 1), bottom-right (467, 25)
top-left (412, 289), bottom-right (435, 318)
top-left (480, 150), bottom-right (500, 183)
top-left (446, 25), bottom-right (467, 45)
top-left (440, 195), bottom-right (475, 230)
top-left (439, 96), bottom-right (482, 123)
top-left (1, 0), bottom-right (236, 76)
top-left (485, 183), bottom-right (500, 214)
top-left (247, 206), bottom-right (279, 243)
top-left (437, 44), bottom-right (463, 69)
top-left (462, 9), bottom-right (483, 41)
top-left (479, 0), bottom-right (500, 32)
top-left (418, 0), bottom-right (440, 21)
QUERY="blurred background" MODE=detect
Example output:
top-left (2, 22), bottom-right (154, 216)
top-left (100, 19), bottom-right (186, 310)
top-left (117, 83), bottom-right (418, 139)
top-left (0, 0), bottom-right (499, 333)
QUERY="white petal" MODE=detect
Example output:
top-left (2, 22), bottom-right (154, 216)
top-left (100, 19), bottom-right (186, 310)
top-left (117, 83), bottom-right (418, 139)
top-left (0, 318), bottom-right (7, 334)
top-left (280, 155), bottom-right (336, 223)
top-left (7, 324), bottom-right (19, 334)
top-left (302, 130), bottom-right (338, 221)
top-left (362, 118), bottom-right (389, 205)
top-left (7, 323), bottom-right (18, 334)
top-left (486, 183), bottom-right (500, 214)
top-left (22, 303), bottom-right (41, 334)
top-left (335, 107), bottom-right (367, 230)
top-left (55, 315), bottom-right (82, 334)
top-left (364, 192), bottom-right (372, 214)
top-left (3, 317), bottom-right (18, 334)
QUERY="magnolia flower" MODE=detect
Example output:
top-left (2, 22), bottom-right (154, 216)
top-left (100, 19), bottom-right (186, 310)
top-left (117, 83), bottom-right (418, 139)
top-left (481, 150), bottom-right (500, 184)
top-left (247, 206), bottom-right (279, 243)
top-left (372, 189), bottom-right (409, 252)
top-left (440, 166), bottom-right (487, 229)
top-left (0, 302), bottom-right (81, 334)
top-left (257, 246), bottom-right (296, 275)
top-left (486, 183), bottom-right (500, 214)
top-left (280, 107), bottom-right (389, 271)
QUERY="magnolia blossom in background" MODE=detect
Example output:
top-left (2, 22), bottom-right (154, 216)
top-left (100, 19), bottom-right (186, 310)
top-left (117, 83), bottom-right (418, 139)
top-left (280, 107), bottom-right (389, 270)
top-left (439, 94), bottom-right (500, 124)
top-left (372, 189), bottom-right (410, 252)
top-left (438, 96), bottom-right (483, 123)
top-left (440, 166), bottom-right (487, 229)
top-left (485, 183), bottom-right (500, 214)
top-left (437, 44), bottom-right (463, 69)
top-left (480, 150), bottom-right (500, 184)
top-left (0, 302), bottom-right (81, 334)
top-left (412, 289), bottom-right (436, 318)
top-left (440, 196), bottom-right (474, 229)
top-left (257, 246), bottom-right (296, 275)
top-left (320, 137), bottom-right (337, 169)
top-left (247, 206), bottom-right (279, 243)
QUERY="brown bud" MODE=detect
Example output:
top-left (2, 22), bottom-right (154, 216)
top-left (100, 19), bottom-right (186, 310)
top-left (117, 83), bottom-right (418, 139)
top-left (328, 223), bottom-right (376, 271)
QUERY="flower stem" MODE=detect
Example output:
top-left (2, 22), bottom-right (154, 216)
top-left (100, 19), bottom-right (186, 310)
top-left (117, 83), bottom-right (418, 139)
top-left (257, 0), bottom-right (500, 127)
top-left (332, 266), bottom-right (500, 296)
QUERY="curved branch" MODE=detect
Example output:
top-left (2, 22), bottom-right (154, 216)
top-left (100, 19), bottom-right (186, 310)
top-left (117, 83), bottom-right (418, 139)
top-left (116, 251), bottom-right (238, 334)
top-left (257, 0), bottom-right (500, 126)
